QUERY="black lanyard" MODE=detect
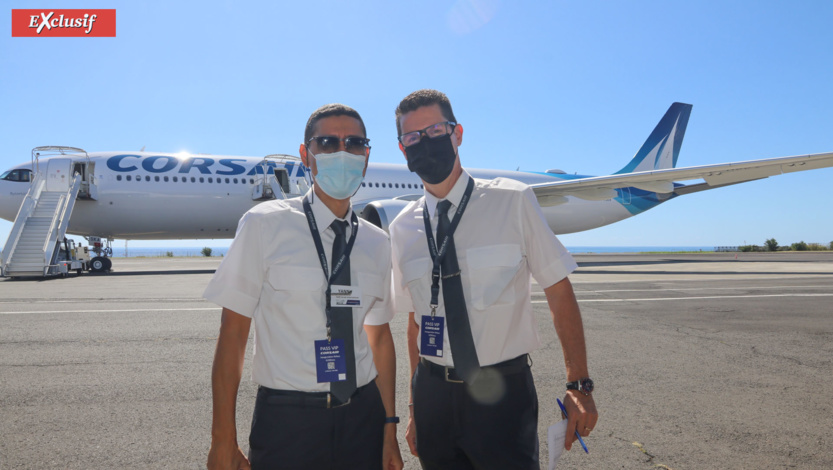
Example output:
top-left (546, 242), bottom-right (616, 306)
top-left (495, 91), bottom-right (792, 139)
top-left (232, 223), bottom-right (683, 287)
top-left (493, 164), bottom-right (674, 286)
top-left (303, 197), bottom-right (359, 341)
top-left (422, 177), bottom-right (475, 317)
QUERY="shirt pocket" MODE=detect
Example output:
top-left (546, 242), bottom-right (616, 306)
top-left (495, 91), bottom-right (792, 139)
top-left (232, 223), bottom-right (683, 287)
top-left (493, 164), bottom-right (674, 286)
top-left (266, 265), bottom-right (324, 292)
top-left (400, 257), bottom-right (432, 312)
top-left (357, 271), bottom-right (385, 311)
top-left (466, 244), bottom-right (523, 310)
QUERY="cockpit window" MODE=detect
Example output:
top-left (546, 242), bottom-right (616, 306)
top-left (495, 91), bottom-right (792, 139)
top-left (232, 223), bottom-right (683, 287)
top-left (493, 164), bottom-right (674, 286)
top-left (0, 169), bottom-right (32, 182)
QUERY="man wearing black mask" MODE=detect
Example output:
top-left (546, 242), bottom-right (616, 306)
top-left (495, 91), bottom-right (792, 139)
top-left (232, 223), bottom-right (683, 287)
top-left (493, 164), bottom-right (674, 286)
top-left (389, 89), bottom-right (598, 469)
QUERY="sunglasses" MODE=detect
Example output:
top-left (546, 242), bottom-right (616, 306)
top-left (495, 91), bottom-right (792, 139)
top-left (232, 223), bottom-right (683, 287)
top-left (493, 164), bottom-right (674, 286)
top-left (307, 136), bottom-right (371, 155)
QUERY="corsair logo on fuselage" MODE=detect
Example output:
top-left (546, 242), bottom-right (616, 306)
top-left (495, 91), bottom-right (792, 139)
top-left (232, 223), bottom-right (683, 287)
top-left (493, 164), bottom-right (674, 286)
top-left (105, 154), bottom-right (306, 177)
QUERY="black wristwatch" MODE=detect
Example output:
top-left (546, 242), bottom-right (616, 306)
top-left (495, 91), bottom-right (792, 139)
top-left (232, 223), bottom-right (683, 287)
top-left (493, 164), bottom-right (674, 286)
top-left (566, 377), bottom-right (594, 396)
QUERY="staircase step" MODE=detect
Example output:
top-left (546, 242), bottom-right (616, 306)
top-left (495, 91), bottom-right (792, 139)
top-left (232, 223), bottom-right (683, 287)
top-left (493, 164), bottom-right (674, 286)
top-left (7, 263), bottom-right (47, 270)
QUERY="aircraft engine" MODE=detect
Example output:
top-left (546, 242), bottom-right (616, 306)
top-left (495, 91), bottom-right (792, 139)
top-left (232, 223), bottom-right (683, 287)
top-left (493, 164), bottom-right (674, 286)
top-left (358, 199), bottom-right (413, 233)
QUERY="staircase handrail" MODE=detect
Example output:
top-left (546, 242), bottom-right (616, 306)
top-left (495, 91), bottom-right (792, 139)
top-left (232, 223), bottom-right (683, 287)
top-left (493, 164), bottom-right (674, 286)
top-left (42, 174), bottom-right (82, 273)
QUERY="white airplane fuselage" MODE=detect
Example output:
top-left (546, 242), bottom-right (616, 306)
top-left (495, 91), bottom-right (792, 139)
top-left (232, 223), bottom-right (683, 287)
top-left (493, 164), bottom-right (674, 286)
top-left (0, 152), bottom-right (639, 240)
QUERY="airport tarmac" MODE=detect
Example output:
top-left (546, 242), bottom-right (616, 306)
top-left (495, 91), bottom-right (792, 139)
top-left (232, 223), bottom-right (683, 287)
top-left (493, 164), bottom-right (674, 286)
top-left (1, 252), bottom-right (832, 469)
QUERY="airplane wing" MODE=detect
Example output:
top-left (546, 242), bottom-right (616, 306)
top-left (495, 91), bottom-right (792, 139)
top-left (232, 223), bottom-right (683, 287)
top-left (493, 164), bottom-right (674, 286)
top-left (530, 151), bottom-right (833, 204)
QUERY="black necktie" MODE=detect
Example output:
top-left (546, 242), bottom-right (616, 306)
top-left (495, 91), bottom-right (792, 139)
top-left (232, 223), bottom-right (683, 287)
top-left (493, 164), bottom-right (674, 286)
top-left (329, 220), bottom-right (357, 402)
top-left (436, 200), bottom-right (481, 383)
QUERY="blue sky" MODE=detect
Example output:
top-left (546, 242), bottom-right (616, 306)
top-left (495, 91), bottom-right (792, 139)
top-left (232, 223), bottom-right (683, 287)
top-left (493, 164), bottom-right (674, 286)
top-left (2, 0), bottom-right (832, 248)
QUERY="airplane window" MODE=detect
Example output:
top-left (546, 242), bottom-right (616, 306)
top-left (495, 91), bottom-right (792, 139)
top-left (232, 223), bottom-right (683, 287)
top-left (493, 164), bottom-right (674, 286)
top-left (172, 176), bottom-right (178, 182)
top-left (126, 175), bottom-right (131, 181)
top-left (1, 169), bottom-right (33, 181)
top-left (225, 178), bottom-right (230, 183)
top-left (164, 176), bottom-right (169, 182)
top-left (233, 178), bottom-right (238, 184)
top-left (145, 176), bottom-right (151, 182)
top-left (116, 175), bottom-right (122, 181)
top-left (155, 176), bottom-right (160, 182)
top-left (375, 183), bottom-right (379, 188)
top-left (217, 179), bottom-right (222, 184)
top-left (208, 177), bottom-right (213, 183)
top-left (250, 178), bottom-right (255, 184)
top-left (191, 177), bottom-right (196, 183)
top-left (200, 177), bottom-right (205, 183)
top-left (361, 183), bottom-right (365, 187)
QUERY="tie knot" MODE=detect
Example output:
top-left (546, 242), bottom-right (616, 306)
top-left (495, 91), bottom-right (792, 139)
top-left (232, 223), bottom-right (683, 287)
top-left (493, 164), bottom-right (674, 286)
top-left (330, 220), bottom-right (348, 237)
top-left (437, 200), bottom-right (453, 218)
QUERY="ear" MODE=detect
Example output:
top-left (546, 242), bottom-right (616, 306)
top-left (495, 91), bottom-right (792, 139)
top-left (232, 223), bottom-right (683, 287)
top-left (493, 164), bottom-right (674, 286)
top-left (454, 123), bottom-right (463, 147)
top-left (399, 142), bottom-right (406, 158)
top-left (299, 143), bottom-right (309, 167)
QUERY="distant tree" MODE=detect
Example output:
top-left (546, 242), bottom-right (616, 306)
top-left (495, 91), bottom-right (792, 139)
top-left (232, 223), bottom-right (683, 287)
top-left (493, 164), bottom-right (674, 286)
top-left (764, 238), bottom-right (779, 251)
top-left (791, 241), bottom-right (808, 251)
top-left (165, 251), bottom-right (174, 257)
top-left (201, 247), bottom-right (213, 257)
top-left (830, 241), bottom-right (833, 250)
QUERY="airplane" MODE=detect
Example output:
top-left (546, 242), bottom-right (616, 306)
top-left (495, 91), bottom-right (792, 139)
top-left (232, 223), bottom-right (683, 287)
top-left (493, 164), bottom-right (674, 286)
top-left (1, 102), bottom-right (832, 277)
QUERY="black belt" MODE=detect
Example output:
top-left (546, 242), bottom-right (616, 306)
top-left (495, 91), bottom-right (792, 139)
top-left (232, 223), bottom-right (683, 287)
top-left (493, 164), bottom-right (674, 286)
top-left (257, 381), bottom-right (373, 408)
top-left (420, 354), bottom-right (530, 384)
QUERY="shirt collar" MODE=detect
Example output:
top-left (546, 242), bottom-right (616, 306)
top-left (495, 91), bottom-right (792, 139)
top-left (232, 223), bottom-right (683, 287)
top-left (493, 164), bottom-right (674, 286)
top-left (305, 189), bottom-right (353, 235)
top-left (424, 170), bottom-right (472, 220)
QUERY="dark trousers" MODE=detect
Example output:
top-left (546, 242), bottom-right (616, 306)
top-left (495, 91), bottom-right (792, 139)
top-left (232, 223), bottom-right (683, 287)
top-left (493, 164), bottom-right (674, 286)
top-left (249, 381), bottom-right (386, 470)
top-left (414, 357), bottom-right (539, 470)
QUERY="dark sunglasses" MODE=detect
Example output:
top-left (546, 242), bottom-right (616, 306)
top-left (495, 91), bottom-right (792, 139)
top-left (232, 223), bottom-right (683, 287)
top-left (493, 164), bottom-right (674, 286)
top-left (307, 136), bottom-right (371, 155)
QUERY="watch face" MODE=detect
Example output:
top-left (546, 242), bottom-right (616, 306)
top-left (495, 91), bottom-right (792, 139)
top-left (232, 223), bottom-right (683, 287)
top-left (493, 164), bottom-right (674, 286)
top-left (580, 378), bottom-right (594, 393)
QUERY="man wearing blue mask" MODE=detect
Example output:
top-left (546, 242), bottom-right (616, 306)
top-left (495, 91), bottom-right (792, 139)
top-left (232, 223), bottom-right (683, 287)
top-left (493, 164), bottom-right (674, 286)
top-left (205, 104), bottom-right (403, 470)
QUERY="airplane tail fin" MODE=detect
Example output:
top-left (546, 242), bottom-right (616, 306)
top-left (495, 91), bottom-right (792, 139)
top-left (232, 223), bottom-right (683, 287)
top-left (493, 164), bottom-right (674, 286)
top-left (615, 102), bottom-right (692, 174)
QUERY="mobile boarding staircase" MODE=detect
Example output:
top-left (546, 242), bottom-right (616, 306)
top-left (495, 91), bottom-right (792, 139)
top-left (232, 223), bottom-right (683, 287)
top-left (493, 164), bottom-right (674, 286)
top-left (0, 147), bottom-right (93, 278)
top-left (251, 154), bottom-right (309, 200)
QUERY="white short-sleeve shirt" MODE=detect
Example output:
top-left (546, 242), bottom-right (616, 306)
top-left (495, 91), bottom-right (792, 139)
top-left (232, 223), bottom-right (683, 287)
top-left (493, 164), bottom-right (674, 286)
top-left (204, 190), bottom-right (393, 392)
top-left (390, 170), bottom-right (577, 368)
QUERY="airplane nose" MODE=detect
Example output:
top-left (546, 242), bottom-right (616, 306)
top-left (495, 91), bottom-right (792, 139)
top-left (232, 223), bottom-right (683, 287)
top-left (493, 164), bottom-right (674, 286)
top-left (0, 181), bottom-right (25, 222)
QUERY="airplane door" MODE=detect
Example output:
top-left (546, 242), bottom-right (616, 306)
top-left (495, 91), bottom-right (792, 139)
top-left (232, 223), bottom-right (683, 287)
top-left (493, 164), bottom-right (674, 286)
top-left (46, 158), bottom-right (73, 192)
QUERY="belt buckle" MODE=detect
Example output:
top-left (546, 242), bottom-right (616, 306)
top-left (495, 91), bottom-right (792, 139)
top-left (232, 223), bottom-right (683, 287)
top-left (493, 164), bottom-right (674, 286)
top-left (326, 393), bottom-right (351, 408)
top-left (444, 367), bottom-right (464, 384)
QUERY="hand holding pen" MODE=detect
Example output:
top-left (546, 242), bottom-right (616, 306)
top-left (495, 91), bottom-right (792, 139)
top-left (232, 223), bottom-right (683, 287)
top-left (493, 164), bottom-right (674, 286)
top-left (557, 397), bottom-right (589, 453)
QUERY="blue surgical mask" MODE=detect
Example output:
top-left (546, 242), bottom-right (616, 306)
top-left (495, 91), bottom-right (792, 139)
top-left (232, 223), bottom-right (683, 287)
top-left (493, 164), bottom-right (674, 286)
top-left (311, 151), bottom-right (366, 200)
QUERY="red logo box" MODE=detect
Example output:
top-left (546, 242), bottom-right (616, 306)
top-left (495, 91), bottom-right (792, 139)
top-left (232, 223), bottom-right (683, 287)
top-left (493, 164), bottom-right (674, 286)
top-left (12, 9), bottom-right (116, 37)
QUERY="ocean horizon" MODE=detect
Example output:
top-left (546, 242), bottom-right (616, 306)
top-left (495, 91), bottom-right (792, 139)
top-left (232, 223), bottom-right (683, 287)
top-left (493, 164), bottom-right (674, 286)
top-left (101, 245), bottom-right (721, 258)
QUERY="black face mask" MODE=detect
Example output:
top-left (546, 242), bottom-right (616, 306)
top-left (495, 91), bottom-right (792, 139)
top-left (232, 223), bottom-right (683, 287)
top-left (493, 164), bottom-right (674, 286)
top-left (404, 133), bottom-right (457, 184)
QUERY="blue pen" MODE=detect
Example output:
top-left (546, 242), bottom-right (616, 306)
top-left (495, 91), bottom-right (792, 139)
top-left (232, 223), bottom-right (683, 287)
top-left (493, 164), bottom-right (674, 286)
top-left (556, 398), bottom-right (589, 454)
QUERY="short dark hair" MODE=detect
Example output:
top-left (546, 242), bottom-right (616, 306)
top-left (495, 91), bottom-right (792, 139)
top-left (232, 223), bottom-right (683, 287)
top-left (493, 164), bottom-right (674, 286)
top-left (395, 89), bottom-right (457, 136)
top-left (304, 103), bottom-right (366, 143)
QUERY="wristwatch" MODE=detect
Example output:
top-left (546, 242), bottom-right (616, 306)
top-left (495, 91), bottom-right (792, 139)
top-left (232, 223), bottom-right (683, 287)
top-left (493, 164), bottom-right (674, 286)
top-left (566, 377), bottom-right (594, 396)
top-left (385, 416), bottom-right (400, 424)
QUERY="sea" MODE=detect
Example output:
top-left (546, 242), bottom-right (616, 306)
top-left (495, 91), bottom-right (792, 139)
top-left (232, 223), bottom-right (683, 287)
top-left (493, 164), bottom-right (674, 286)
top-left (106, 245), bottom-right (718, 258)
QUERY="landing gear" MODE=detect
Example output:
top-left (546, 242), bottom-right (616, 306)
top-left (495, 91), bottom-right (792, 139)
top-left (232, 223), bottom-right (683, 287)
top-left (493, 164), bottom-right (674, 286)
top-left (90, 257), bottom-right (108, 273)
top-left (86, 236), bottom-right (114, 273)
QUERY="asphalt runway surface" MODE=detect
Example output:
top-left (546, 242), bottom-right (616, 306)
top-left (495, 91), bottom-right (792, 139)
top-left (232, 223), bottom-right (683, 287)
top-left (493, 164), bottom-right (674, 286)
top-left (1, 252), bottom-right (832, 469)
